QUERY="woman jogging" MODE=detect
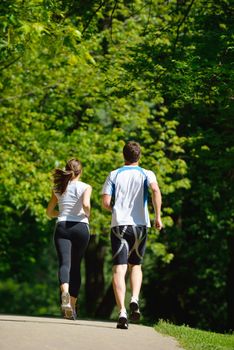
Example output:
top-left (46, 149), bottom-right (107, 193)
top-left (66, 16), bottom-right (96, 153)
top-left (46, 158), bottom-right (92, 320)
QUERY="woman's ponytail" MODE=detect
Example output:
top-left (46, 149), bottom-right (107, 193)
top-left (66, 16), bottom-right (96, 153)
top-left (53, 158), bottom-right (82, 195)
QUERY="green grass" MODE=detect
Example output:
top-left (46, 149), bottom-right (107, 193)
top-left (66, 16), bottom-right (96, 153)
top-left (155, 320), bottom-right (234, 350)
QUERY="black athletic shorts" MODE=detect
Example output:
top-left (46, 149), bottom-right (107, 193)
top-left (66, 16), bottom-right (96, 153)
top-left (111, 225), bottom-right (148, 265)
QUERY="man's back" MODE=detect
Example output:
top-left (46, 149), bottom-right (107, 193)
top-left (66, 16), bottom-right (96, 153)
top-left (103, 165), bottom-right (157, 227)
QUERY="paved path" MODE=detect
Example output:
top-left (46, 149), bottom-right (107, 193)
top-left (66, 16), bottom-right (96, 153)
top-left (0, 315), bottom-right (184, 350)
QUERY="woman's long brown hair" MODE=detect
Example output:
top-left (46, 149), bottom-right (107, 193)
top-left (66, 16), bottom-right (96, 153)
top-left (53, 158), bottom-right (82, 195)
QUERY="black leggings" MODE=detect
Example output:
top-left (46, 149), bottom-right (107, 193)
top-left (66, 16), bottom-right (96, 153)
top-left (54, 221), bottom-right (90, 298)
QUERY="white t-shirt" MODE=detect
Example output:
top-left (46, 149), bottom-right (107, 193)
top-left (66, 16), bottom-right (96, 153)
top-left (54, 180), bottom-right (89, 223)
top-left (102, 165), bottom-right (157, 227)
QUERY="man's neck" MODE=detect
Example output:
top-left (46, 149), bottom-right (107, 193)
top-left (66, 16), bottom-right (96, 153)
top-left (124, 162), bottom-right (139, 166)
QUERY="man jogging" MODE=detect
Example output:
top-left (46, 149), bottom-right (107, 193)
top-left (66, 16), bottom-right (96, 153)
top-left (102, 141), bottom-right (162, 329)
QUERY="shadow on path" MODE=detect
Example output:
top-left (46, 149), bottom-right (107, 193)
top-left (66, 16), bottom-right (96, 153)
top-left (0, 315), bottom-right (115, 330)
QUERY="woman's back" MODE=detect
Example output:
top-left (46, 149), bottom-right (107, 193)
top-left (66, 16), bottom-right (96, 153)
top-left (55, 180), bottom-right (89, 223)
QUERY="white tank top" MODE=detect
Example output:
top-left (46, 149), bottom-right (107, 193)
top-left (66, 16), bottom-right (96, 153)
top-left (54, 180), bottom-right (89, 223)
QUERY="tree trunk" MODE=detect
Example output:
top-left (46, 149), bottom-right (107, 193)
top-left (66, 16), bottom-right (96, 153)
top-left (227, 235), bottom-right (234, 330)
top-left (95, 282), bottom-right (115, 318)
top-left (84, 235), bottom-right (107, 316)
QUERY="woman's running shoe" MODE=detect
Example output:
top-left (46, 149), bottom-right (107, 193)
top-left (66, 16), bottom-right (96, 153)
top-left (61, 292), bottom-right (73, 319)
top-left (64, 309), bottom-right (77, 320)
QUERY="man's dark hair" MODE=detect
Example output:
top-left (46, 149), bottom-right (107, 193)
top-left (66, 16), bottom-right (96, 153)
top-left (123, 141), bottom-right (141, 163)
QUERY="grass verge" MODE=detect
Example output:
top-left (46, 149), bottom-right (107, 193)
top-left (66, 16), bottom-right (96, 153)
top-left (155, 320), bottom-right (234, 350)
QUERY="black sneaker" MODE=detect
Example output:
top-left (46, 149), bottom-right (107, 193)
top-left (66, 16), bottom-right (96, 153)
top-left (129, 299), bottom-right (141, 322)
top-left (116, 310), bottom-right (128, 329)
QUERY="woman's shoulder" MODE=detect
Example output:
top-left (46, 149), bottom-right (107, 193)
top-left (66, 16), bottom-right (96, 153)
top-left (76, 180), bottom-right (91, 190)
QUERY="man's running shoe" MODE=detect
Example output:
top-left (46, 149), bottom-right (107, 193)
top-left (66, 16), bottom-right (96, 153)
top-left (116, 310), bottom-right (128, 329)
top-left (129, 298), bottom-right (141, 322)
top-left (61, 292), bottom-right (73, 319)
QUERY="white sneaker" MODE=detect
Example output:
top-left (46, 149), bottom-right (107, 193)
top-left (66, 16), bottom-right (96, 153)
top-left (129, 297), bottom-right (141, 322)
top-left (64, 309), bottom-right (77, 320)
top-left (116, 310), bottom-right (128, 329)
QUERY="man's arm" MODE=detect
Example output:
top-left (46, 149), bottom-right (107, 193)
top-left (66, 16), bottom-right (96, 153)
top-left (102, 194), bottom-right (112, 212)
top-left (101, 172), bottom-right (113, 212)
top-left (150, 182), bottom-right (163, 230)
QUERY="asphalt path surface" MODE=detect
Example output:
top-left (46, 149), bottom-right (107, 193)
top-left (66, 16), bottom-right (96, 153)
top-left (0, 315), bottom-right (184, 350)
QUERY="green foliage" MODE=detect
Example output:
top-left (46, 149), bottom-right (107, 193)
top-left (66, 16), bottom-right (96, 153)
top-left (0, 278), bottom-right (59, 316)
top-left (155, 320), bottom-right (234, 350)
top-left (0, 0), bottom-right (233, 330)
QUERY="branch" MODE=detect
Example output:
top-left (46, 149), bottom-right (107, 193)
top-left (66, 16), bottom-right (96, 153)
top-left (110, 0), bottom-right (119, 38)
top-left (82, 1), bottom-right (106, 34)
top-left (143, 0), bottom-right (153, 36)
top-left (110, 0), bottom-right (118, 21)
top-left (173, 0), bottom-right (196, 53)
top-left (0, 80), bottom-right (62, 102)
top-left (0, 55), bottom-right (22, 72)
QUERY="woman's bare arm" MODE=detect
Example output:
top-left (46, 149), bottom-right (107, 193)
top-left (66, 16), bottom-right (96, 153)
top-left (46, 192), bottom-right (59, 218)
top-left (82, 185), bottom-right (92, 218)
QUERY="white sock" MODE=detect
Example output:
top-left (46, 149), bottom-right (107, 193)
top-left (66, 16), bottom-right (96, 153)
top-left (131, 296), bottom-right (138, 303)
top-left (119, 309), bottom-right (127, 317)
